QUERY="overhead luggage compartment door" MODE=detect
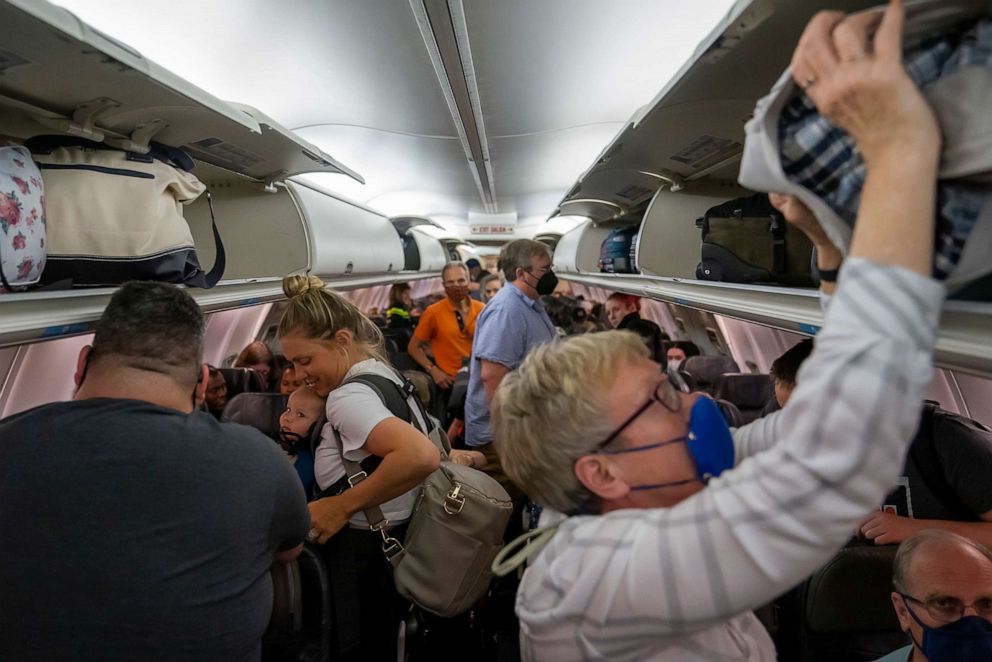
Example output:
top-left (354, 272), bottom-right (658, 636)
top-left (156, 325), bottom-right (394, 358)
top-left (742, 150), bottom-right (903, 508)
top-left (287, 181), bottom-right (403, 278)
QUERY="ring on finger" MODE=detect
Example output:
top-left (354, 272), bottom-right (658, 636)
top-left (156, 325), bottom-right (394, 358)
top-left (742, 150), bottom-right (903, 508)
top-left (307, 528), bottom-right (320, 542)
top-left (800, 74), bottom-right (817, 90)
top-left (847, 50), bottom-right (866, 63)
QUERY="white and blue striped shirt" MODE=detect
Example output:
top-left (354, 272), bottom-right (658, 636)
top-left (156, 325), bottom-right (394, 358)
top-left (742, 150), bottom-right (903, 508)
top-left (516, 258), bottom-right (945, 661)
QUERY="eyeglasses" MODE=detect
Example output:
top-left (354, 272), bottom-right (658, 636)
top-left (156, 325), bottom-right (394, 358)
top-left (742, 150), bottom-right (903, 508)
top-left (596, 374), bottom-right (690, 450)
top-left (453, 310), bottom-right (467, 335)
top-left (900, 592), bottom-right (992, 624)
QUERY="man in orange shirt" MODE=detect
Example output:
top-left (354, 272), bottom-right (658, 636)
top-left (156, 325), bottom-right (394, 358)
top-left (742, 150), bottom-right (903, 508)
top-left (408, 261), bottom-right (484, 424)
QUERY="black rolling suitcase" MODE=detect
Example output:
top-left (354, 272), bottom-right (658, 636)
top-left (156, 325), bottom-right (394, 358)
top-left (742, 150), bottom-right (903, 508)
top-left (695, 194), bottom-right (815, 287)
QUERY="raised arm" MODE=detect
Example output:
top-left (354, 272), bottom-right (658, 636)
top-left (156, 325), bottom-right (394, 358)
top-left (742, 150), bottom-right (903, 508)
top-left (523, 0), bottom-right (948, 634)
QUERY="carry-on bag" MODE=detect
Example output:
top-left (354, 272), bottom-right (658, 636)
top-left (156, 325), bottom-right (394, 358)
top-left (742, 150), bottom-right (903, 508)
top-left (330, 372), bottom-right (513, 617)
top-left (27, 136), bottom-right (224, 288)
top-left (599, 226), bottom-right (639, 273)
top-left (695, 193), bottom-right (815, 287)
top-left (0, 144), bottom-right (46, 292)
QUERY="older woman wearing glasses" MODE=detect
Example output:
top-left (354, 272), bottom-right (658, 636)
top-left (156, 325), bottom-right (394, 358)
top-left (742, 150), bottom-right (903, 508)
top-left (490, 2), bottom-right (949, 659)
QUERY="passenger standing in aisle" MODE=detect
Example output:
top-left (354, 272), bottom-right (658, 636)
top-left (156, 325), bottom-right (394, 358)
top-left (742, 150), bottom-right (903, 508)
top-left (0, 282), bottom-right (310, 662)
top-left (278, 274), bottom-right (440, 660)
top-left (491, 3), bottom-right (949, 658)
top-left (464, 239), bottom-right (557, 500)
top-left (408, 261), bottom-right (484, 425)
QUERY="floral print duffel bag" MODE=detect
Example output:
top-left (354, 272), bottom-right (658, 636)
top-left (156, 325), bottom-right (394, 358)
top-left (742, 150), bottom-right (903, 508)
top-left (0, 144), bottom-right (45, 291)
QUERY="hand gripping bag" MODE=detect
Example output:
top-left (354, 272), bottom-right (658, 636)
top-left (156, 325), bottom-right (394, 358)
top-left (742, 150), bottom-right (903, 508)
top-left (27, 136), bottom-right (224, 288)
top-left (0, 144), bottom-right (46, 292)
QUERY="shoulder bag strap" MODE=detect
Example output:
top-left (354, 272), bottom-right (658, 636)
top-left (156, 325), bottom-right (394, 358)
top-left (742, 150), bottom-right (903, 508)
top-left (183, 190), bottom-right (226, 289)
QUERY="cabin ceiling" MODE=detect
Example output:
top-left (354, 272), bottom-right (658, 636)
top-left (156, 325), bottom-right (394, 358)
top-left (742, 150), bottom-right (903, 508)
top-left (49, 0), bottom-right (737, 237)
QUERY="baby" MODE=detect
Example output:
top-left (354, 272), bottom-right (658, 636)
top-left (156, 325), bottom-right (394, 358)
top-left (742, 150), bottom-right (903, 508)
top-left (278, 386), bottom-right (324, 498)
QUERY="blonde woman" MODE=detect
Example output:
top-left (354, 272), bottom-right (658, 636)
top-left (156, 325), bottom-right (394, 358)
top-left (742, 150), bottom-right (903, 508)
top-left (278, 274), bottom-right (439, 659)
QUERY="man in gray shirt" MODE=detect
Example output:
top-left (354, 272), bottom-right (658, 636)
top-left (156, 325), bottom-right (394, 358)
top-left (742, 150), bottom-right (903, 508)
top-left (465, 239), bottom-right (557, 497)
top-left (0, 282), bottom-right (309, 662)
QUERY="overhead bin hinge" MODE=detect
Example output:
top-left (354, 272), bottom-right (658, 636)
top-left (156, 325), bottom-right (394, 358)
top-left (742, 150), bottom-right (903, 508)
top-left (656, 170), bottom-right (686, 193)
top-left (104, 119), bottom-right (169, 154)
top-left (263, 170), bottom-right (289, 193)
top-left (35, 97), bottom-right (120, 142)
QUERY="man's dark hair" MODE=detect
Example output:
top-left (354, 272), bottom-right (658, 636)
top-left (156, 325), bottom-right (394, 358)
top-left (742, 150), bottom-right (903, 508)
top-left (90, 281), bottom-right (205, 388)
top-left (770, 338), bottom-right (814, 386)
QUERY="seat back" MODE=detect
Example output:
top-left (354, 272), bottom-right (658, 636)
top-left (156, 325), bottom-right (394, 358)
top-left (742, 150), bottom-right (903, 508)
top-left (714, 398), bottom-right (745, 428)
top-left (799, 545), bottom-right (907, 662)
top-left (220, 393), bottom-right (287, 441)
top-left (682, 355), bottom-right (740, 393)
top-left (264, 544), bottom-right (332, 662)
top-left (714, 373), bottom-right (775, 423)
top-left (218, 367), bottom-right (266, 399)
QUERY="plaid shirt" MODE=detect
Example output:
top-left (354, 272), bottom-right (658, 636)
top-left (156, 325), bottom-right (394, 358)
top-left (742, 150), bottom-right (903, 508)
top-left (515, 259), bottom-right (944, 661)
top-left (779, 18), bottom-right (992, 279)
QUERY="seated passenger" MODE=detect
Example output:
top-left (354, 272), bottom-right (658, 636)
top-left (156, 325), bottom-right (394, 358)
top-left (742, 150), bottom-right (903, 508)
top-left (490, 4), bottom-right (948, 658)
top-left (605, 292), bottom-right (668, 363)
top-left (480, 273), bottom-right (502, 303)
top-left (770, 338), bottom-right (814, 407)
top-left (874, 529), bottom-right (992, 661)
top-left (756, 203), bottom-right (992, 549)
top-left (278, 274), bottom-right (440, 660)
top-left (279, 386), bottom-right (323, 498)
top-left (279, 364), bottom-right (303, 396)
top-left (235, 340), bottom-right (279, 391)
top-left (0, 282), bottom-right (309, 661)
top-left (204, 365), bottom-right (228, 419)
top-left (665, 340), bottom-right (700, 372)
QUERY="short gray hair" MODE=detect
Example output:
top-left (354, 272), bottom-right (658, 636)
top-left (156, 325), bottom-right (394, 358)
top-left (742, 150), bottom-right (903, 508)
top-left (893, 529), bottom-right (992, 593)
top-left (498, 239), bottom-right (551, 282)
top-left (492, 330), bottom-right (649, 514)
top-left (441, 261), bottom-right (470, 281)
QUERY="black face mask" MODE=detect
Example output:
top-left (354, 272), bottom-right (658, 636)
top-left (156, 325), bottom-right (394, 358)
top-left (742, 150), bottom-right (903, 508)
top-left (525, 269), bottom-right (559, 296)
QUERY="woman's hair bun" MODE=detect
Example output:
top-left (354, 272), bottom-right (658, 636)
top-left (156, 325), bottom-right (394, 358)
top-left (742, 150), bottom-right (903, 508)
top-left (282, 274), bottom-right (325, 298)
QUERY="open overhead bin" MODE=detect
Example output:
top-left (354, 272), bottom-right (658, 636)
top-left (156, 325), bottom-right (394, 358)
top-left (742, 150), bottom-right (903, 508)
top-left (389, 217), bottom-right (449, 272)
top-left (287, 180), bottom-right (404, 278)
top-left (0, 0), bottom-right (361, 186)
top-left (552, 0), bottom-right (883, 222)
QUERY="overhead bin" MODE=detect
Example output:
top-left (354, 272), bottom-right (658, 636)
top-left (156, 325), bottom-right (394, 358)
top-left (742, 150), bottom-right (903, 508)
top-left (636, 180), bottom-right (751, 279)
top-left (389, 217), bottom-right (448, 272)
top-left (0, 0), bottom-right (360, 185)
top-left (406, 228), bottom-right (448, 272)
top-left (552, 220), bottom-right (614, 274)
top-left (552, 0), bottom-right (883, 220)
top-left (287, 180), bottom-right (404, 278)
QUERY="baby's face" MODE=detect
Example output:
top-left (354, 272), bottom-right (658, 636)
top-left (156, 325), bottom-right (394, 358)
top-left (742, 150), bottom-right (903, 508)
top-left (279, 389), bottom-right (323, 439)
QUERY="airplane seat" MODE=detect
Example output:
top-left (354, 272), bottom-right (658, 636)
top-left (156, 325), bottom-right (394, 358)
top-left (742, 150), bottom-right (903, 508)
top-left (714, 398), bottom-right (745, 428)
top-left (402, 369), bottom-right (433, 409)
top-left (797, 545), bottom-right (906, 662)
top-left (760, 396), bottom-right (781, 417)
top-left (221, 393), bottom-right (288, 441)
top-left (714, 374), bottom-right (775, 424)
top-left (219, 367), bottom-right (267, 399)
top-left (676, 369), bottom-right (699, 392)
top-left (682, 355), bottom-right (740, 394)
top-left (263, 544), bottom-right (332, 662)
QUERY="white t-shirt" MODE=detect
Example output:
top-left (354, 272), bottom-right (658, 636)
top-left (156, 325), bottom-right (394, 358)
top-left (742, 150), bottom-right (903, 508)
top-left (314, 358), bottom-right (428, 527)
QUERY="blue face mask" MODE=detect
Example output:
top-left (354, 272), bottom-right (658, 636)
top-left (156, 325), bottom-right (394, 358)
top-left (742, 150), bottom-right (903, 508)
top-left (600, 396), bottom-right (735, 491)
top-left (906, 601), bottom-right (992, 662)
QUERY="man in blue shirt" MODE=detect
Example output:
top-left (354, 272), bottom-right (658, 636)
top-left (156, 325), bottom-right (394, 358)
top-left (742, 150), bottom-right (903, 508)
top-left (465, 239), bottom-right (557, 499)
